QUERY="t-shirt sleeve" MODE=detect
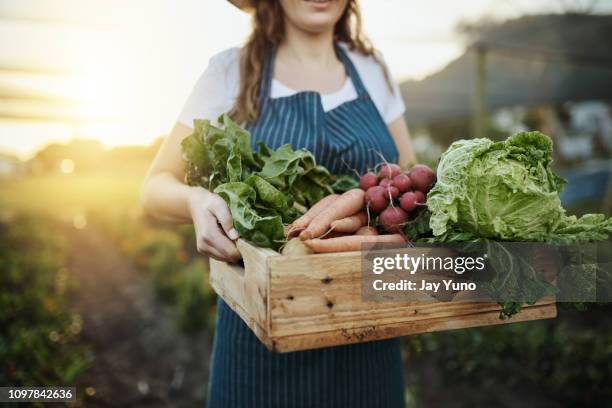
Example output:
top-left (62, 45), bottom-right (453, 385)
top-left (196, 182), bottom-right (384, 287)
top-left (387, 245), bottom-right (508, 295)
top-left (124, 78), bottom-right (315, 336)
top-left (177, 48), bottom-right (240, 128)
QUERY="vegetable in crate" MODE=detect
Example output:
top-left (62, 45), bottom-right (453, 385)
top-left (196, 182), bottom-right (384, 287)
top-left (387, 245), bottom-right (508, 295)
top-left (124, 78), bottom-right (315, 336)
top-left (181, 114), bottom-right (334, 249)
top-left (422, 131), bottom-right (611, 317)
top-left (428, 131), bottom-right (612, 242)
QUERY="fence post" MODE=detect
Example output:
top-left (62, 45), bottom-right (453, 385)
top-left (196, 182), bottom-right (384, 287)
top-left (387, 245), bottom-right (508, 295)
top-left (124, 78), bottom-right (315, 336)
top-left (471, 45), bottom-right (487, 139)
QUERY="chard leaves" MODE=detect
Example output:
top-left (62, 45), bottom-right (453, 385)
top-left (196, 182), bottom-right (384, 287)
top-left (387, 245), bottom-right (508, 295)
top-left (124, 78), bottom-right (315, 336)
top-left (181, 114), bottom-right (334, 249)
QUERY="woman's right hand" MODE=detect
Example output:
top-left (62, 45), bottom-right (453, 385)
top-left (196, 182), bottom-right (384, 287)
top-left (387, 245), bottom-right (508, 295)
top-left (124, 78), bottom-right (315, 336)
top-left (187, 187), bottom-right (242, 262)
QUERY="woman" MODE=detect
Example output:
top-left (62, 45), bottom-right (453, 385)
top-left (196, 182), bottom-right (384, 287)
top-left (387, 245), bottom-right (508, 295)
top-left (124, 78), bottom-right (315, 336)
top-left (142, 0), bottom-right (416, 406)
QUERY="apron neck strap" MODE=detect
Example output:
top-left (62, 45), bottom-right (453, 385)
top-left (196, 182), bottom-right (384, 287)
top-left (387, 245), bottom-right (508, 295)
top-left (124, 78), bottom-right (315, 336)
top-left (334, 43), bottom-right (368, 97)
top-left (260, 45), bottom-right (276, 102)
top-left (259, 42), bottom-right (368, 100)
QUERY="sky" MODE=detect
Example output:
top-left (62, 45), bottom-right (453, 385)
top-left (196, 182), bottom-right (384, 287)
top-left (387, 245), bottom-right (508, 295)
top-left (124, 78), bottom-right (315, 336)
top-left (0, 0), bottom-right (611, 158)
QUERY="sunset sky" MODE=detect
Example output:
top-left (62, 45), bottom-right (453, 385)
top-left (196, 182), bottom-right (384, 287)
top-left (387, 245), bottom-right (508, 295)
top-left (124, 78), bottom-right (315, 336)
top-left (1, 0), bottom-right (611, 158)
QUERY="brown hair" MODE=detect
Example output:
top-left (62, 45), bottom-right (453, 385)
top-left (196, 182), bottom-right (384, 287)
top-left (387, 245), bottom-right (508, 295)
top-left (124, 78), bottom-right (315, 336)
top-left (230, 0), bottom-right (392, 124)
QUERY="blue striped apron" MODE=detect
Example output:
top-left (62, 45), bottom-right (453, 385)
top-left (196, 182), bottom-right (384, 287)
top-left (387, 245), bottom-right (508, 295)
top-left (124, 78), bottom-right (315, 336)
top-left (208, 44), bottom-right (405, 408)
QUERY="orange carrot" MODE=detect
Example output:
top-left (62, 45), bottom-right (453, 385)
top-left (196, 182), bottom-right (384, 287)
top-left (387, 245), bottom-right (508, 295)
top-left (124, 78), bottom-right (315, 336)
top-left (355, 226), bottom-right (379, 236)
top-left (286, 194), bottom-right (339, 238)
top-left (303, 234), bottom-right (406, 253)
top-left (320, 230), bottom-right (352, 239)
top-left (299, 189), bottom-right (366, 240)
top-left (330, 211), bottom-right (368, 233)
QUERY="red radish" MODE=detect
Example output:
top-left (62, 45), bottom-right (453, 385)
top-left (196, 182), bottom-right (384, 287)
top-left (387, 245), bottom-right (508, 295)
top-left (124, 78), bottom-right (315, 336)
top-left (379, 207), bottom-right (409, 233)
top-left (385, 185), bottom-right (399, 199)
top-left (359, 172), bottom-right (378, 191)
top-left (379, 178), bottom-right (392, 188)
top-left (304, 234), bottom-right (406, 253)
top-left (400, 191), bottom-right (418, 212)
top-left (414, 190), bottom-right (426, 204)
top-left (392, 174), bottom-right (412, 193)
top-left (365, 186), bottom-right (389, 213)
top-left (300, 189), bottom-right (365, 240)
top-left (355, 226), bottom-right (379, 236)
top-left (409, 164), bottom-right (436, 192)
top-left (378, 163), bottom-right (401, 180)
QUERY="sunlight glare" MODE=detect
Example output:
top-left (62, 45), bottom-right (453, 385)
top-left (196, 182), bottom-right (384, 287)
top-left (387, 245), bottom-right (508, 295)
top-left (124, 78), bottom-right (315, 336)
top-left (60, 158), bottom-right (75, 174)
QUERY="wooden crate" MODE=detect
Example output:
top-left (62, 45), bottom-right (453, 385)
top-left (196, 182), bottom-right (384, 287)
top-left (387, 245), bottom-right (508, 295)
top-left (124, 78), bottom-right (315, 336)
top-left (210, 239), bottom-right (557, 353)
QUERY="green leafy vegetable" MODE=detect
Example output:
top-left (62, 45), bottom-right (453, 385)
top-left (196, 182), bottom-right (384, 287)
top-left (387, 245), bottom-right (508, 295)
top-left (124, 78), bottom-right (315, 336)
top-left (331, 174), bottom-right (360, 193)
top-left (214, 182), bottom-right (284, 249)
top-left (428, 131), bottom-right (611, 242)
top-left (181, 114), bottom-right (334, 249)
top-left (416, 131), bottom-right (611, 317)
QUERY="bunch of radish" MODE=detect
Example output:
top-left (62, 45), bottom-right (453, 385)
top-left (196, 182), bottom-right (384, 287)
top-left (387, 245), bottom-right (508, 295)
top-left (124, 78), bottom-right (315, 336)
top-left (360, 163), bottom-right (435, 234)
top-left (282, 163), bottom-right (436, 254)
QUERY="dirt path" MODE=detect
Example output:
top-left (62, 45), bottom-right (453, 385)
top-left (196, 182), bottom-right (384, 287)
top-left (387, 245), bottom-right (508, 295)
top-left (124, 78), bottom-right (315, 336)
top-left (64, 224), bottom-right (213, 407)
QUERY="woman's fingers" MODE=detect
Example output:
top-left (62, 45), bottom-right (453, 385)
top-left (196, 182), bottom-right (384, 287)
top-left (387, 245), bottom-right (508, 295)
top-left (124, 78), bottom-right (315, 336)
top-left (188, 189), bottom-right (241, 262)
top-left (208, 195), bottom-right (240, 240)
top-left (198, 214), bottom-right (242, 262)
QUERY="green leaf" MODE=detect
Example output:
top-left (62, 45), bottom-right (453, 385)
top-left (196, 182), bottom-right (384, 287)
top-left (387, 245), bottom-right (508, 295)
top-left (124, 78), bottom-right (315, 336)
top-left (214, 182), bottom-right (284, 250)
top-left (331, 174), bottom-right (359, 193)
top-left (244, 174), bottom-right (288, 210)
top-left (182, 114), bottom-right (335, 250)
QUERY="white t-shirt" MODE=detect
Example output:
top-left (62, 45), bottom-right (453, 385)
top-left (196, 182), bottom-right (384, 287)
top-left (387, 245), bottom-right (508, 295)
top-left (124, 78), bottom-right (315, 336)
top-left (177, 43), bottom-right (405, 127)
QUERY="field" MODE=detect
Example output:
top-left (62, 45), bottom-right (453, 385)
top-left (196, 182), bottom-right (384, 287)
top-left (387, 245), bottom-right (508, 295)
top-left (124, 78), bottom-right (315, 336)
top-left (0, 170), bottom-right (216, 405)
top-left (1, 169), bottom-right (611, 407)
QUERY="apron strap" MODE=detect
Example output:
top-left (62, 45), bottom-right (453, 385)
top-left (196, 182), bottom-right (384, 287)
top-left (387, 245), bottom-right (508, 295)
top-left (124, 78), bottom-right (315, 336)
top-left (260, 43), bottom-right (368, 99)
top-left (335, 43), bottom-right (368, 97)
top-left (260, 45), bottom-right (276, 101)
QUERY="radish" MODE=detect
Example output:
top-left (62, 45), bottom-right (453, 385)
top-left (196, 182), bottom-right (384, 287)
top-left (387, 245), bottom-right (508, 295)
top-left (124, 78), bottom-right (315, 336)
top-left (400, 191), bottom-right (418, 212)
top-left (365, 186), bottom-right (389, 213)
top-left (359, 172), bottom-right (378, 191)
top-left (385, 185), bottom-right (399, 199)
top-left (409, 164), bottom-right (436, 192)
top-left (378, 163), bottom-right (401, 180)
top-left (392, 174), bottom-right (412, 193)
top-left (379, 178), bottom-right (392, 188)
top-left (379, 206), bottom-right (408, 233)
top-left (414, 190), bottom-right (426, 204)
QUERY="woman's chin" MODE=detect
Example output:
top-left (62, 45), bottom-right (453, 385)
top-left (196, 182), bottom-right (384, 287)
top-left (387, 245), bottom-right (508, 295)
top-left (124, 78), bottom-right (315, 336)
top-left (297, 16), bottom-right (338, 34)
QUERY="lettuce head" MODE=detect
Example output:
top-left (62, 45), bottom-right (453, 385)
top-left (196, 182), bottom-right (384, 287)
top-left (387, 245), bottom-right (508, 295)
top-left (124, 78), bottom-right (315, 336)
top-left (428, 131), bottom-right (611, 242)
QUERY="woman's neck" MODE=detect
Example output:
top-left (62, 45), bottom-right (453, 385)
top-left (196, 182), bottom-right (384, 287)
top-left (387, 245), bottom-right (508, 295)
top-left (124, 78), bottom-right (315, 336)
top-left (273, 21), bottom-right (346, 94)
top-left (277, 23), bottom-right (337, 68)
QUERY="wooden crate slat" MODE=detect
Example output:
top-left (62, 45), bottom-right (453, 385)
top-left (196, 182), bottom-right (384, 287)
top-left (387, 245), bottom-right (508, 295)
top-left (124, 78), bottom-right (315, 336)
top-left (209, 239), bottom-right (558, 353)
top-left (270, 303), bottom-right (557, 353)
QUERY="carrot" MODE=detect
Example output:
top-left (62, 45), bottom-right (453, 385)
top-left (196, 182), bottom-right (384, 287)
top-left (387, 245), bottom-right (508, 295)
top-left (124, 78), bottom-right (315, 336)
top-left (303, 234), bottom-right (406, 253)
top-left (330, 211), bottom-right (368, 233)
top-left (321, 230), bottom-right (351, 239)
top-left (355, 226), bottom-right (379, 236)
top-left (286, 194), bottom-right (339, 238)
top-left (299, 189), bottom-right (366, 240)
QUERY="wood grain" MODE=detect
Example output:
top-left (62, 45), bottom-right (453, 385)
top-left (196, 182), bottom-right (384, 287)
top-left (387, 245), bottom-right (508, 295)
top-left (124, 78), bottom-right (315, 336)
top-left (209, 239), bottom-right (558, 353)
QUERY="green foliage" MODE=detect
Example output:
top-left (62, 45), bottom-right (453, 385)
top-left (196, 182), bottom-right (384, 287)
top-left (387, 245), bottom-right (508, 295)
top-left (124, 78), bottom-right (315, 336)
top-left (177, 259), bottom-right (217, 334)
top-left (181, 114), bottom-right (334, 249)
top-left (331, 174), bottom-right (359, 193)
top-left (214, 182), bottom-right (285, 249)
top-left (406, 306), bottom-right (612, 406)
top-left (422, 131), bottom-right (612, 316)
top-left (94, 211), bottom-right (217, 334)
top-left (428, 131), bottom-right (611, 242)
top-left (0, 215), bottom-right (91, 386)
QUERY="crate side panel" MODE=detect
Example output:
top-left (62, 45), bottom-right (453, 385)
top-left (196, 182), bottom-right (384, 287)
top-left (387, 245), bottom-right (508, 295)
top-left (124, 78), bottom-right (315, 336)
top-left (268, 251), bottom-right (555, 337)
top-left (270, 303), bottom-right (557, 353)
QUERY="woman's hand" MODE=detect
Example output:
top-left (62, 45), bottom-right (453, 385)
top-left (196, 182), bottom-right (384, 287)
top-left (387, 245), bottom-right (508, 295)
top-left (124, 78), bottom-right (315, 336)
top-left (187, 187), bottom-right (242, 262)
